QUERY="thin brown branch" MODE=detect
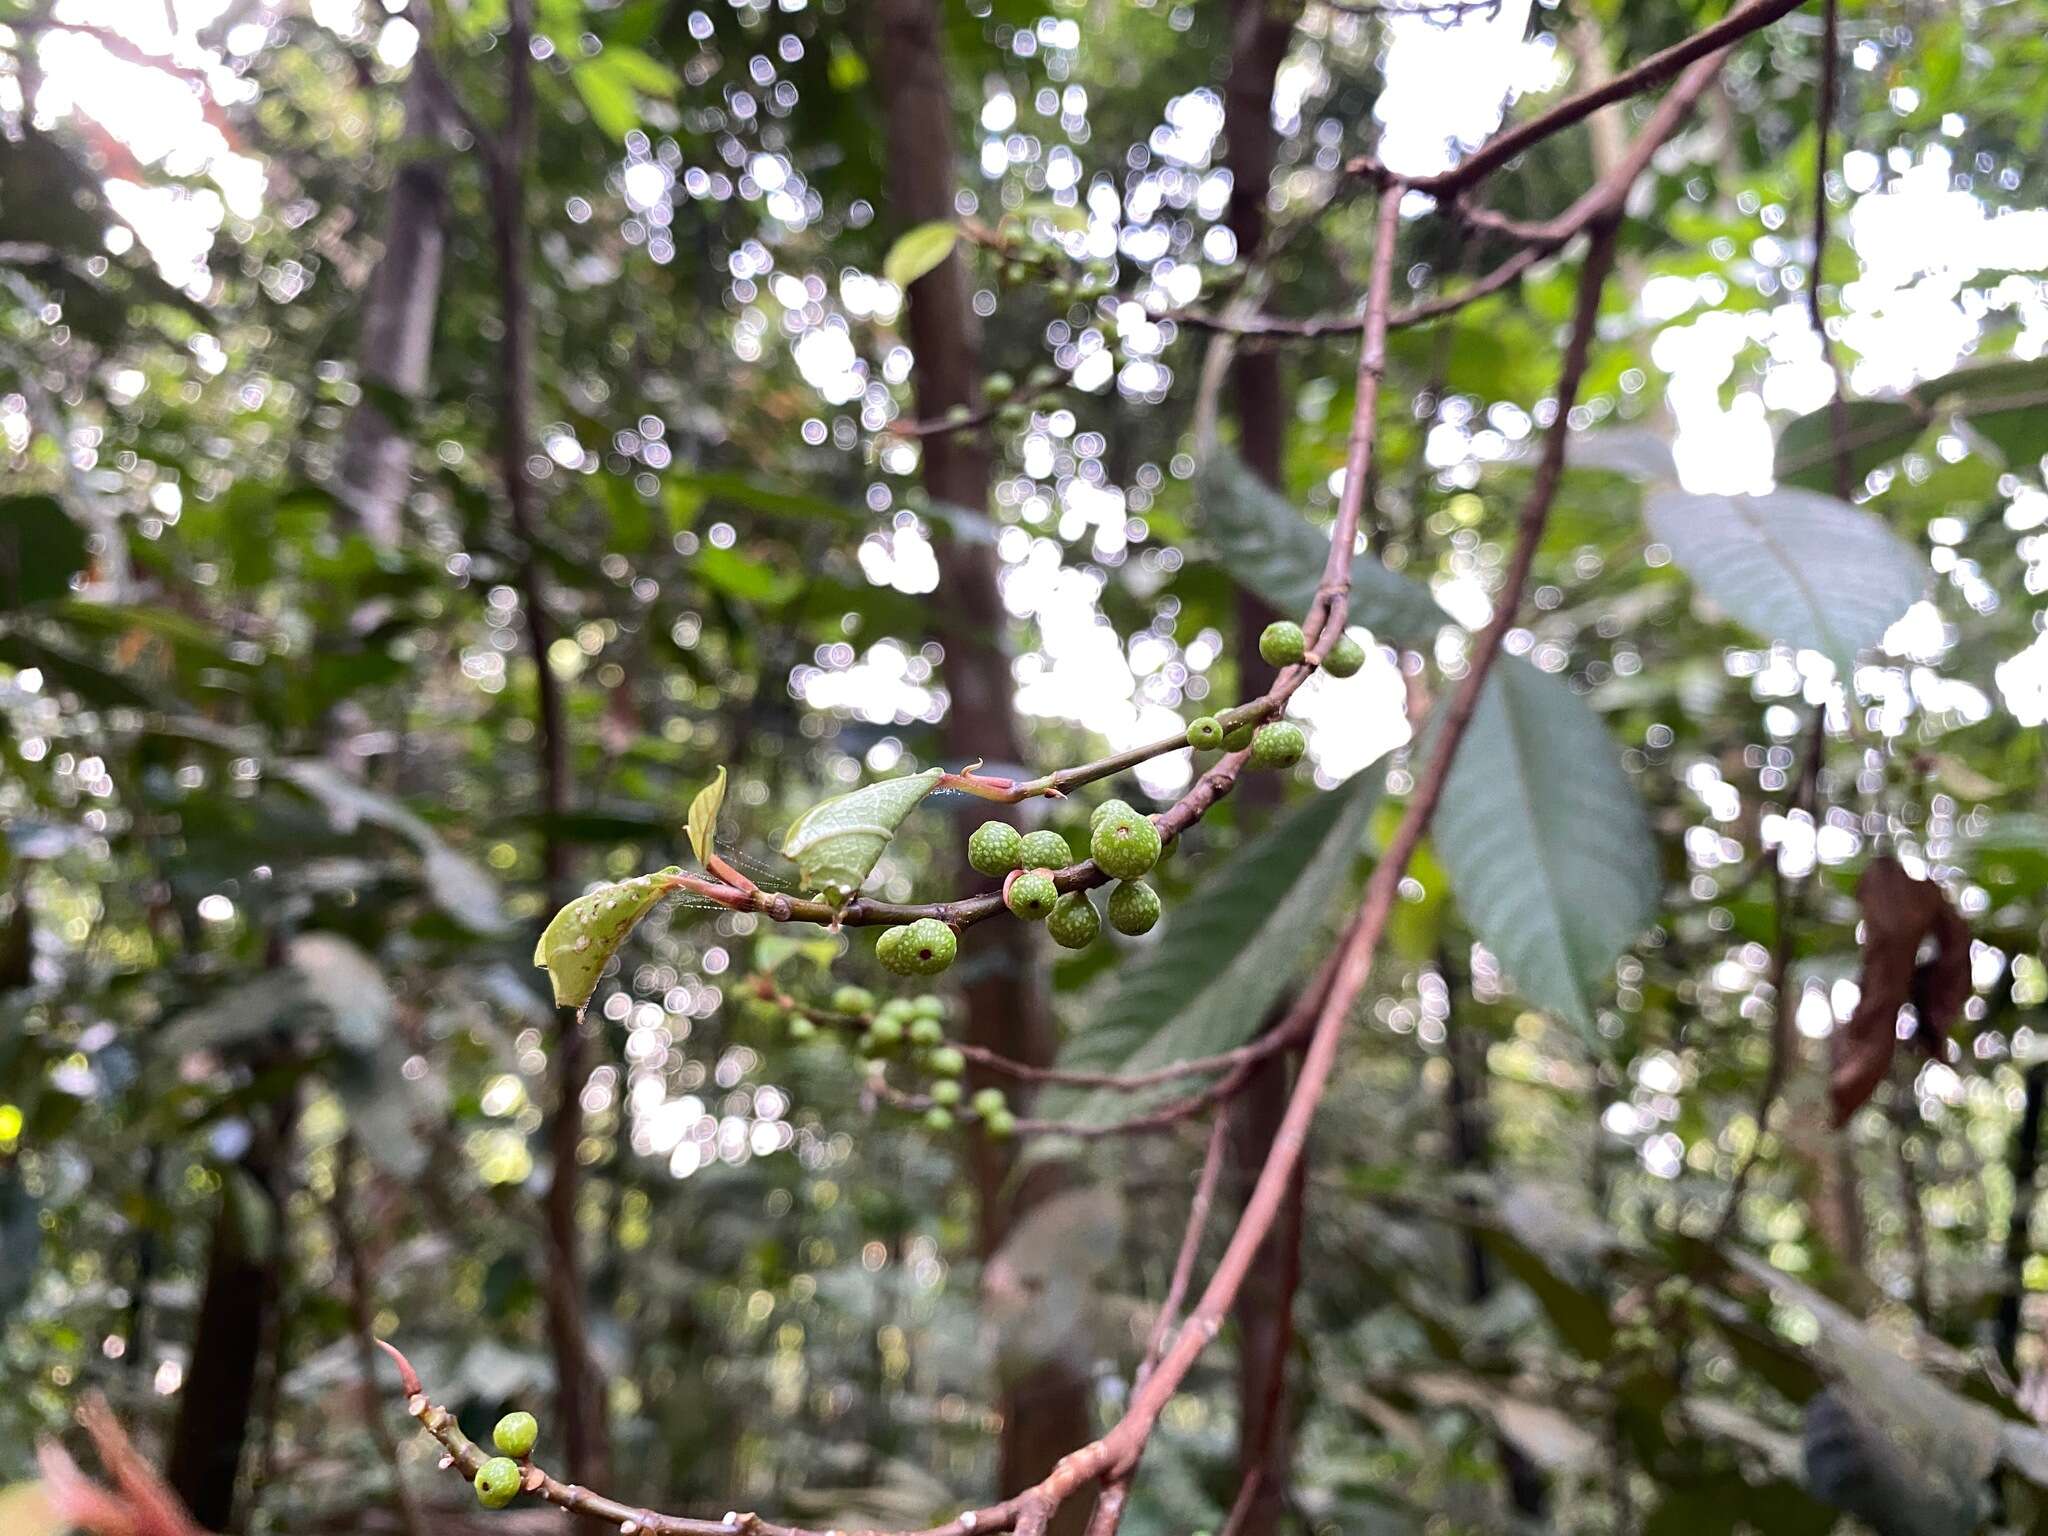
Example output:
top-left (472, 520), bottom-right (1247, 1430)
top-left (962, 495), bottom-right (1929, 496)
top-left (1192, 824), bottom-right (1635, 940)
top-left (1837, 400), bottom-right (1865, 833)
top-left (1712, 707), bottom-right (1828, 1243)
top-left (330, 1138), bottom-right (430, 1536)
top-left (1177, 33), bottom-right (1733, 347)
top-left (1349, 0), bottom-right (1809, 196)
top-left (1806, 0), bottom-right (1854, 500)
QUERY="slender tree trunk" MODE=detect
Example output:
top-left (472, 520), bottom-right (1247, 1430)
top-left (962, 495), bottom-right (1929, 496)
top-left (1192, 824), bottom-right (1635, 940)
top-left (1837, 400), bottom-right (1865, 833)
top-left (871, 4), bottom-right (1089, 1527)
top-left (1220, 6), bottom-right (1304, 1531)
top-left (486, 0), bottom-right (610, 1491)
top-left (335, 59), bottom-right (452, 548)
top-left (166, 1093), bottom-right (296, 1532)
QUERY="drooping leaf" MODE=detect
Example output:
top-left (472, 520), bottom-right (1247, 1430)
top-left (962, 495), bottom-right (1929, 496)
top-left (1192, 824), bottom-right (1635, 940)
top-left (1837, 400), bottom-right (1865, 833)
top-left (881, 221), bottom-right (959, 290)
top-left (1194, 450), bottom-right (1446, 646)
top-left (1727, 1251), bottom-right (2004, 1532)
top-left (780, 768), bottom-right (944, 902)
top-left (532, 868), bottom-right (685, 1013)
top-left (288, 932), bottom-right (393, 1052)
top-left (687, 766), bottom-right (727, 864)
top-left (1829, 856), bottom-right (1972, 1125)
top-left (0, 495), bottom-right (88, 606)
top-left (278, 759), bottom-right (510, 935)
top-left (1644, 486), bottom-right (1924, 679)
top-left (1569, 428), bottom-right (1678, 483)
top-left (1043, 767), bottom-right (1383, 1125)
top-left (1431, 660), bottom-right (1657, 1031)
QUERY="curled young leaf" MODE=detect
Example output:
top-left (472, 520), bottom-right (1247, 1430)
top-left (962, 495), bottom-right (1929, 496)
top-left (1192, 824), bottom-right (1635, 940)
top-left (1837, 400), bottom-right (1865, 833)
top-left (532, 868), bottom-right (684, 1013)
top-left (686, 766), bottom-right (727, 865)
top-left (780, 767), bottom-right (944, 903)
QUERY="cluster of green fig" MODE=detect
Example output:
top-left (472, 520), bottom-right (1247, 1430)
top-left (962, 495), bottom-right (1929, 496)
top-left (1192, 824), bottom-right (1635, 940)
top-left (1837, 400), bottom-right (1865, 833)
top-left (472, 1411), bottom-right (539, 1509)
top-left (1179, 621), bottom-right (1357, 769)
top-left (968, 802), bottom-right (1164, 952)
top-left (782, 983), bottom-right (1018, 1137)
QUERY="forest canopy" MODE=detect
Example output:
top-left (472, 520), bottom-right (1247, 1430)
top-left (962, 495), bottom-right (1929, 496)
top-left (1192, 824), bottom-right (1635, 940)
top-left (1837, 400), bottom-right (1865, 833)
top-left (4, 1), bottom-right (2048, 1535)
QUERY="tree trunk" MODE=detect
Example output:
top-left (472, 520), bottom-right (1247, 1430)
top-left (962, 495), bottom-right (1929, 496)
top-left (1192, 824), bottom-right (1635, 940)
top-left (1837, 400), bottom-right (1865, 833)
top-left (1220, 5), bottom-right (1303, 1531)
top-left (872, 4), bottom-right (1090, 1527)
top-left (487, 0), bottom-right (610, 1492)
top-left (335, 59), bottom-right (452, 548)
top-left (166, 1094), bottom-right (296, 1532)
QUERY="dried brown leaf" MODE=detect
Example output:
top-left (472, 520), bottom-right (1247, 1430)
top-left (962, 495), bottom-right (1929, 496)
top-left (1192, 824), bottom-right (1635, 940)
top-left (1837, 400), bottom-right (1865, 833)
top-left (1830, 856), bottom-right (1972, 1126)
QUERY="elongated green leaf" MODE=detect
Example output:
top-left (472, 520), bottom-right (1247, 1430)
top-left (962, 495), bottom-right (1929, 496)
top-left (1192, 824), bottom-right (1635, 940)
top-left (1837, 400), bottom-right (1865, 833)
top-left (1775, 354), bottom-right (2048, 489)
top-left (781, 768), bottom-right (944, 902)
top-left (1433, 660), bottom-right (1656, 1030)
top-left (571, 56), bottom-right (642, 138)
top-left (1644, 487), bottom-right (1924, 678)
top-left (1773, 399), bottom-right (1929, 492)
top-left (1194, 451), bottom-right (1446, 646)
top-left (1043, 767), bottom-right (1383, 1125)
top-left (687, 766), bottom-right (727, 864)
top-left (882, 221), bottom-right (959, 290)
top-left (1938, 355), bottom-right (2048, 467)
top-left (533, 869), bottom-right (684, 1012)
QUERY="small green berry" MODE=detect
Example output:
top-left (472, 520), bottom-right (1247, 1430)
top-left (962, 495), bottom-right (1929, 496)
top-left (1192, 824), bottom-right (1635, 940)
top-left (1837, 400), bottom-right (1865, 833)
top-left (1259, 621), bottom-right (1306, 667)
top-left (493, 1412), bottom-right (538, 1459)
top-left (474, 1457), bottom-right (522, 1509)
top-left (1249, 721), bottom-right (1307, 771)
top-left (923, 1106), bottom-right (955, 1133)
top-left (912, 993), bottom-right (945, 1018)
top-left (1017, 829), bottom-right (1073, 871)
top-left (864, 1057), bottom-right (891, 1078)
top-left (1107, 881), bottom-right (1162, 936)
top-left (1006, 870), bottom-right (1058, 921)
top-left (930, 1077), bottom-right (964, 1106)
top-left (1091, 814), bottom-right (1161, 880)
top-left (1091, 798), bottom-right (1136, 833)
top-left (985, 371), bottom-right (1015, 402)
top-left (878, 997), bottom-right (916, 1025)
top-left (902, 918), bottom-right (957, 976)
top-left (1046, 891), bottom-right (1101, 949)
top-left (972, 1087), bottom-right (1008, 1118)
top-left (984, 1108), bottom-right (1017, 1138)
top-left (868, 1014), bottom-right (905, 1048)
top-left (909, 1015), bottom-right (946, 1047)
top-left (1222, 719), bottom-right (1257, 753)
top-left (831, 985), bottom-right (875, 1016)
top-left (1185, 716), bottom-right (1224, 751)
top-left (968, 820), bottom-right (1023, 877)
top-left (1323, 632), bottom-right (1367, 678)
top-left (928, 1046), bottom-right (967, 1078)
top-left (877, 925), bottom-right (918, 975)
top-left (787, 1015), bottom-right (819, 1041)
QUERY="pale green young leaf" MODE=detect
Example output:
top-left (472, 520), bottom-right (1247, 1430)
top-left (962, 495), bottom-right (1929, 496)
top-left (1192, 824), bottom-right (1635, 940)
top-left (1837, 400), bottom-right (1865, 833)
top-left (781, 767), bottom-right (945, 902)
top-left (687, 766), bottom-right (727, 865)
top-left (533, 869), bottom-right (684, 1012)
top-left (882, 222), bottom-right (959, 290)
